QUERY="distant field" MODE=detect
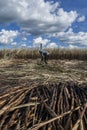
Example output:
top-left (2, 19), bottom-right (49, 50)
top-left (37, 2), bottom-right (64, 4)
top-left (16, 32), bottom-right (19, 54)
top-left (0, 48), bottom-right (87, 60)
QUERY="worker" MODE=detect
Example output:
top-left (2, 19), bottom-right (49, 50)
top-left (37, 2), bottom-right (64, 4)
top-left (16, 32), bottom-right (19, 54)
top-left (39, 50), bottom-right (49, 64)
top-left (39, 43), bottom-right (49, 64)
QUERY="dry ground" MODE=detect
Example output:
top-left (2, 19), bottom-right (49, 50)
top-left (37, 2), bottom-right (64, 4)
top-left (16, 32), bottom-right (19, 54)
top-left (0, 58), bottom-right (87, 130)
top-left (0, 58), bottom-right (87, 91)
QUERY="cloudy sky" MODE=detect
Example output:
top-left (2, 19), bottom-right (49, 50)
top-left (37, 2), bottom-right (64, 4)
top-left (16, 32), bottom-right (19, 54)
top-left (0, 0), bottom-right (87, 49)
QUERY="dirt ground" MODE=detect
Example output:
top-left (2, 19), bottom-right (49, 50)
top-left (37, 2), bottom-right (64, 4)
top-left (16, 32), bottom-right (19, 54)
top-left (0, 58), bottom-right (87, 91)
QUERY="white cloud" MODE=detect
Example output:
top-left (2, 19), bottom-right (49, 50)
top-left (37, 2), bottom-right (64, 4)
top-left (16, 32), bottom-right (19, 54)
top-left (56, 28), bottom-right (87, 46)
top-left (68, 45), bottom-right (79, 49)
top-left (11, 42), bottom-right (17, 46)
top-left (21, 43), bottom-right (26, 47)
top-left (0, 29), bottom-right (19, 45)
top-left (22, 37), bottom-right (27, 41)
top-left (0, 0), bottom-right (78, 35)
top-left (77, 15), bottom-right (85, 22)
top-left (46, 42), bottom-right (58, 48)
top-left (0, 0), bottom-right (86, 49)
top-left (33, 37), bottom-right (50, 47)
top-left (33, 37), bottom-right (58, 48)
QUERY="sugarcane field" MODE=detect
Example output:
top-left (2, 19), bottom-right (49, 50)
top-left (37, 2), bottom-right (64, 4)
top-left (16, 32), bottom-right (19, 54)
top-left (0, 0), bottom-right (87, 130)
top-left (0, 49), bottom-right (87, 130)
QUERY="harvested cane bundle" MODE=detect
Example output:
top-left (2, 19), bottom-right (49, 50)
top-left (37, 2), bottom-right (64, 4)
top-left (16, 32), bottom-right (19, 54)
top-left (0, 81), bottom-right (87, 130)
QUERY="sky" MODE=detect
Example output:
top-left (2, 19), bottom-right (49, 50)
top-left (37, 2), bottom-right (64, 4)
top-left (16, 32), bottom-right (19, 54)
top-left (0, 0), bottom-right (87, 49)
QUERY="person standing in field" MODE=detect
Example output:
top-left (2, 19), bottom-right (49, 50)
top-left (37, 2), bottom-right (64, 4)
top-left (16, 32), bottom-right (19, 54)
top-left (39, 43), bottom-right (49, 64)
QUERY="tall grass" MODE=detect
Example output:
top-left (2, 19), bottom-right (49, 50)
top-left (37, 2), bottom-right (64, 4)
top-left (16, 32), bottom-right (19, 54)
top-left (49, 48), bottom-right (87, 60)
top-left (0, 48), bottom-right (87, 60)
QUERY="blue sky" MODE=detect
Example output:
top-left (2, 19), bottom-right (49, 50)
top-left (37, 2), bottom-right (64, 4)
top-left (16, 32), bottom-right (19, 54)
top-left (0, 0), bottom-right (87, 49)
